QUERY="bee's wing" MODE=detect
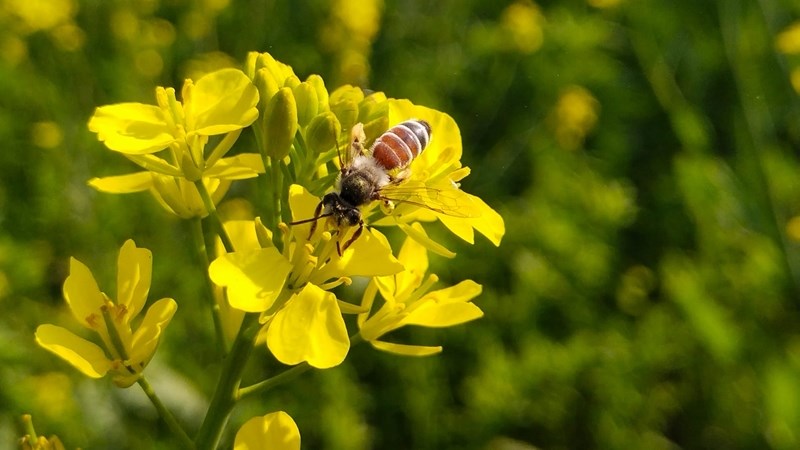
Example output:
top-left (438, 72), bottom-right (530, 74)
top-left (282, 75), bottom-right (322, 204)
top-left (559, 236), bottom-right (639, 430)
top-left (379, 180), bottom-right (481, 218)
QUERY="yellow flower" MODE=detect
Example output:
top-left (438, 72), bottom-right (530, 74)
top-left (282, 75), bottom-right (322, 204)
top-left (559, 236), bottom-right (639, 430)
top-left (35, 240), bottom-right (177, 387)
top-left (87, 68), bottom-right (262, 216)
top-left (265, 283), bottom-right (349, 369)
top-left (208, 185), bottom-right (403, 369)
top-left (362, 99), bottom-right (505, 253)
top-left (358, 232), bottom-right (484, 356)
top-left (89, 172), bottom-right (233, 219)
top-left (234, 411), bottom-right (300, 450)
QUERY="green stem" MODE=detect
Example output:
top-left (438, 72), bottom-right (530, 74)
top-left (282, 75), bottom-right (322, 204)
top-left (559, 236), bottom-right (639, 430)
top-left (237, 362), bottom-right (311, 400)
top-left (190, 218), bottom-right (227, 354)
top-left (138, 376), bottom-right (195, 450)
top-left (194, 313), bottom-right (260, 450)
top-left (271, 159), bottom-right (284, 231)
top-left (194, 180), bottom-right (235, 253)
top-left (237, 333), bottom-right (364, 400)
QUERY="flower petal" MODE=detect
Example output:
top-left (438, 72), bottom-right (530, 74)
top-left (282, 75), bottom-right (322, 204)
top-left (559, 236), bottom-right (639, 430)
top-left (369, 340), bottom-right (442, 356)
top-left (403, 280), bottom-right (484, 328)
top-left (63, 257), bottom-right (104, 329)
top-left (35, 324), bottom-right (112, 378)
top-left (88, 103), bottom-right (175, 154)
top-left (129, 298), bottom-right (177, 366)
top-left (266, 284), bottom-right (349, 369)
top-left (203, 153), bottom-right (265, 180)
top-left (88, 172), bottom-right (154, 193)
top-left (467, 193), bottom-right (505, 246)
top-left (388, 99), bottom-right (462, 179)
top-left (287, 184), bottom-right (325, 244)
top-left (117, 239), bottom-right (152, 320)
top-left (209, 248), bottom-right (292, 312)
top-left (311, 228), bottom-right (404, 283)
top-left (188, 68), bottom-right (260, 135)
top-left (393, 232), bottom-right (428, 299)
top-left (396, 222), bottom-right (456, 259)
top-left (234, 411), bottom-right (300, 450)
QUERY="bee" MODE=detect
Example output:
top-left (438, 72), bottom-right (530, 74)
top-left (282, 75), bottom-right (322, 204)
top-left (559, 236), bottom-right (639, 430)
top-left (294, 119), bottom-right (433, 255)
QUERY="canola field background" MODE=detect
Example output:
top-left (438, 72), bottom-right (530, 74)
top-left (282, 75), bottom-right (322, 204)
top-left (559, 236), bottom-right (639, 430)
top-left (4, 0), bottom-right (800, 449)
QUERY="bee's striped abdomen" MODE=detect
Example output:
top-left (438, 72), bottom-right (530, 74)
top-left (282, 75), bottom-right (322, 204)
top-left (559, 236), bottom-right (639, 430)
top-left (371, 119), bottom-right (432, 171)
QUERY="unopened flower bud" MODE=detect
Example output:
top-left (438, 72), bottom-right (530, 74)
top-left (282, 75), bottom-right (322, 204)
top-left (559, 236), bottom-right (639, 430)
top-left (262, 87), bottom-right (298, 160)
top-left (330, 99), bottom-right (359, 136)
top-left (293, 82), bottom-right (318, 127)
top-left (306, 112), bottom-right (342, 156)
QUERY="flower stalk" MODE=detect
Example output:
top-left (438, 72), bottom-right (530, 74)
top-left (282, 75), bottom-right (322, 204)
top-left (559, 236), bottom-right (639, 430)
top-left (137, 376), bottom-right (195, 450)
top-left (194, 312), bottom-right (260, 450)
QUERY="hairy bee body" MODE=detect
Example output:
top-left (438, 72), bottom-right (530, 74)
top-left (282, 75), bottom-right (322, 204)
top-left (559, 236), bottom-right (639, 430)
top-left (298, 119), bottom-right (433, 255)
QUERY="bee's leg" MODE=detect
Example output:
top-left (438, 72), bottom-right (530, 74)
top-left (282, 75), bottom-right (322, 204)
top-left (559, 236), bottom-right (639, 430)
top-left (380, 199), bottom-right (396, 215)
top-left (389, 168), bottom-right (412, 184)
top-left (308, 200), bottom-right (325, 239)
top-left (339, 222), bottom-right (364, 256)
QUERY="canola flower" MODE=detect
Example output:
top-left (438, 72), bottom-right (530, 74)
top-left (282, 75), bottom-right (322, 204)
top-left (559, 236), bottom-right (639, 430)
top-left (87, 68), bottom-right (262, 218)
top-left (358, 229), bottom-right (484, 356)
top-left (35, 240), bottom-right (176, 388)
top-left (35, 51), bottom-right (504, 450)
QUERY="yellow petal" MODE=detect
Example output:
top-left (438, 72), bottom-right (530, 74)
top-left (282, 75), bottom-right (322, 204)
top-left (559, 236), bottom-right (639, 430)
top-left (311, 228), bottom-right (404, 282)
top-left (220, 220), bottom-right (263, 254)
top-left (387, 99), bottom-right (462, 178)
top-left (403, 301), bottom-right (484, 328)
top-left (209, 248), bottom-right (292, 312)
top-left (465, 193), bottom-right (505, 246)
top-left (149, 176), bottom-right (230, 218)
top-left (234, 411), bottom-right (300, 450)
top-left (393, 232), bottom-right (428, 299)
top-left (435, 192), bottom-right (504, 247)
top-left (129, 298), bottom-right (177, 366)
top-left (266, 284), bottom-right (349, 369)
top-left (63, 257), bottom-right (104, 329)
top-left (117, 239), bottom-right (152, 320)
top-left (188, 68), bottom-right (260, 135)
top-left (370, 340), bottom-right (443, 356)
top-left (35, 324), bottom-right (111, 378)
top-left (287, 184), bottom-right (324, 244)
top-left (402, 280), bottom-right (484, 327)
top-left (88, 172), bottom-right (153, 193)
top-left (88, 103), bottom-right (175, 154)
top-left (396, 222), bottom-right (456, 259)
top-left (203, 154), bottom-right (265, 179)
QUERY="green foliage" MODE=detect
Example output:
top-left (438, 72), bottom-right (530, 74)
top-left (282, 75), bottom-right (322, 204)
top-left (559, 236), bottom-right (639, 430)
top-left (5, 0), bottom-right (800, 448)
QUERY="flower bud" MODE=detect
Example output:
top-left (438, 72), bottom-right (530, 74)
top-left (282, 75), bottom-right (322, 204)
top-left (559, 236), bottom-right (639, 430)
top-left (262, 87), bottom-right (298, 160)
top-left (254, 68), bottom-right (281, 107)
top-left (306, 74), bottom-right (329, 113)
top-left (293, 82), bottom-right (318, 127)
top-left (306, 112), bottom-right (342, 156)
top-left (358, 91), bottom-right (388, 123)
top-left (330, 99), bottom-right (359, 135)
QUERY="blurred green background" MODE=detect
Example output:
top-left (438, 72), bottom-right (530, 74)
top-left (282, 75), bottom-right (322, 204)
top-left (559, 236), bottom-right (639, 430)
top-left (4, 0), bottom-right (800, 448)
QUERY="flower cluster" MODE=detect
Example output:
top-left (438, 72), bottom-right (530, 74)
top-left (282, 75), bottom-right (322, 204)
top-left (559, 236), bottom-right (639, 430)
top-left (36, 52), bottom-right (504, 448)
